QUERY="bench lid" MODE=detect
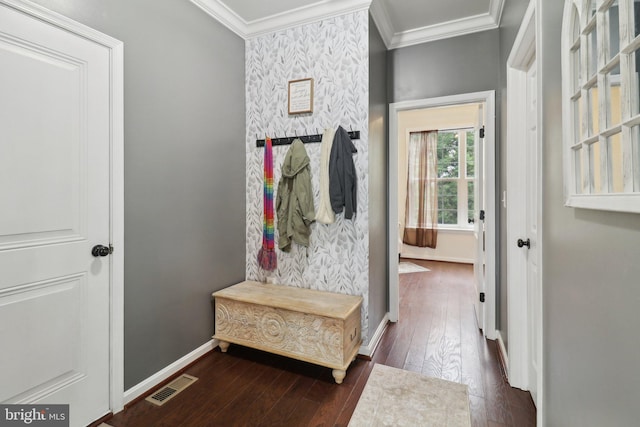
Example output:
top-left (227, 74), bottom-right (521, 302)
top-left (212, 281), bottom-right (362, 319)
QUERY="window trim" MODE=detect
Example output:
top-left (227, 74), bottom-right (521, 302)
top-left (562, 0), bottom-right (640, 213)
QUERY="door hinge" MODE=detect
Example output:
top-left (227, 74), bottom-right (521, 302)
top-left (479, 126), bottom-right (485, 138)
top-left (479, 210), bottom-right (485, 221)
top-left (480, 292), bottom-right (485, 303)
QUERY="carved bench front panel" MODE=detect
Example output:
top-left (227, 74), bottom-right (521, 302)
top-left (216, 299), bottom-right (344, 366)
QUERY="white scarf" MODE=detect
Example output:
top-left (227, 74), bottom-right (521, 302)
top-left (315, 127), bottom-right (336, 224)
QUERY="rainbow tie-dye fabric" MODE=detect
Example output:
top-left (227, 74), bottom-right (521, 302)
top-left (257, 137), bottom-right (277, 271)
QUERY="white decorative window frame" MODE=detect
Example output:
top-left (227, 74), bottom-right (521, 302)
top-left (562, 0), bottom-right (640, 213)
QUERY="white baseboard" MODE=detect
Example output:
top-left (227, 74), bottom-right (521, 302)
top-left (124, 339), bottom-right (218, 405)
top-left (359, 313), bottom-right (389, 357)
top-left (495, 330), bottom-right (509, 379)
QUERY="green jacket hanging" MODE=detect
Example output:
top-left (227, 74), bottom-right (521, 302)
top-left (276, 139), bottom-right (315, 252)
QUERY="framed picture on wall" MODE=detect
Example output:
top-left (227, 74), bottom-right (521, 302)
top-left (288, 78), bottom-right (314, 114)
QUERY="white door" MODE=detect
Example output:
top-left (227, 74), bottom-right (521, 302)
top-left (524, 58), bottom-right (541, 406)
top-left (0, 3), bottom-right (112, 425)
top-left (473, 105), bottom-right (485, 332)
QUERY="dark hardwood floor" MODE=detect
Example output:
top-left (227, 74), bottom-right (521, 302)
top-left (104, 260), bottom-right (535, 427)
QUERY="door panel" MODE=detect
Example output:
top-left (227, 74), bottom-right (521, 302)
top-left (473, 104), bottom-right (485, 331)
top-left (0, 3), bottom-right (111, 425)
top-left (0, 274), bottom-right (84, 402)
top-left (0, 38), bottom-right (84, 248)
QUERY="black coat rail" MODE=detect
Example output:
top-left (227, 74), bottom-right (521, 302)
top-left (256, 130), bottom-right (360, 147)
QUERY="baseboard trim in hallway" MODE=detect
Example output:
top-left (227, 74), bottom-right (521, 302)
top-left (359, 313), bottom-right (389, 357)
top-left (496, 331), bottom-right (509, 381)
top-left (123, 339), bottom-right (217, 405)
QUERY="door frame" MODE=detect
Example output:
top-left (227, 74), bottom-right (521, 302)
top-left (2, 0), bottom-right (125, 414)
top-left (506, 0), bottom-right (543, 422)
top-left (388, 90), bottom-right (497, 339)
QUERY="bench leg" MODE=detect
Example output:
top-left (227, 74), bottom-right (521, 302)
top-left (332, 369), bottom-right (346, 384)
top-left (218, 341), bottom-right (230, 353)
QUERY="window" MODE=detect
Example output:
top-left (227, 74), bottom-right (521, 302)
top-left (563, 0), bottom-right (640, 212)
top-left (436, 129), bottom-right (475, 227)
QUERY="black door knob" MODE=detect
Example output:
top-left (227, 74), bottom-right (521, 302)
top-left (517, 238), bottom-right (531, 249)
top-left (92, 244), bottom-right (110, 257)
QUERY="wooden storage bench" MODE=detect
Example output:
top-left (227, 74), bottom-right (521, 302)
top-left (212, 280), bottom-right (362, 384)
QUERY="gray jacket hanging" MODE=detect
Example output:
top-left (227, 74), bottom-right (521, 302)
top-left (329, 126), bottom-right (357, 219)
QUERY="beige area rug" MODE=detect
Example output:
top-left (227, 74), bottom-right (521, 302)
top-left (348, 364), bottom-right (471, 427)
top-left (398, 262), bottom-right (430, 274)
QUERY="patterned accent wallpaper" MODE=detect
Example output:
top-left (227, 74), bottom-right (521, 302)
top-left (245, 11), bottom-right (371, 342)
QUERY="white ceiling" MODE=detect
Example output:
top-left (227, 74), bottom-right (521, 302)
top-left (190, 0), bottom-right (505, 49)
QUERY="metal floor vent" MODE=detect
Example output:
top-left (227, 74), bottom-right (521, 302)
top-left (145, 374), bottom-right (198, 406)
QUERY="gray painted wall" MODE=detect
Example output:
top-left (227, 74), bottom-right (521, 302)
top-left (30, 0), bottom-right (246, 389)
top-left (368, 15), bottom-right (389, 342)
top-left (497, 0), bottom-right (530, 351)
top-left (389, 30), bottom-right (501, 103)
top-left (540, 0), bottom-right (640, 424)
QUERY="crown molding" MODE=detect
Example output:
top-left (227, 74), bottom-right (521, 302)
top-left (489, 0), bottom-right (505, 25)
top-left (490, 0), bottom-right (506, 25)
top-left (190, 0), bottom-right (248, 38)
top-left (191, 0), bottom-right (506, 48)
top-left (389, 12), bottom-right (499, 49)
top-left (369, 0), bottom-right (393, 49)
top-left (372, 0), bottom-right (506, 50)
top-left (191, 0), bottom-right (371, 40)
top-left (248, 0), bottom-right (371, 38)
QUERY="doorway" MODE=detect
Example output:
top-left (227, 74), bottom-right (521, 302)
top-left (388, 91), bottom-right (497, 340)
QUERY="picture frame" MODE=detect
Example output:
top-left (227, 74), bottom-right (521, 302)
top-left (288, 78), bottom-right (314, 114)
